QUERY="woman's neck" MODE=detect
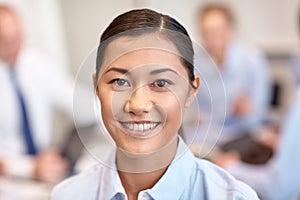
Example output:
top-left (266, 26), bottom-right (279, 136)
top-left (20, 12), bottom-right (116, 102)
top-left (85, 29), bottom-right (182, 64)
top-left (118, 167), bottom-right (167, 200)
top-left (116, 137), bottom-right (178, 200)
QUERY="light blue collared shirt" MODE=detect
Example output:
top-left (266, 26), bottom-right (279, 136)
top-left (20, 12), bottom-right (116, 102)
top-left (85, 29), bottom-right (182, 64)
top-left (291, 53), bottom-right (300, 87)
top-left (226, 90), bottom-right (300, 200)
top-left (51, 137), bottom-right (258, 200)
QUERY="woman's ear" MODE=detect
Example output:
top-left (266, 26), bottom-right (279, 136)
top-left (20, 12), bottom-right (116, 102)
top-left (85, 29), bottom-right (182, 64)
top-left (185, 75), bottom-right (200, 108)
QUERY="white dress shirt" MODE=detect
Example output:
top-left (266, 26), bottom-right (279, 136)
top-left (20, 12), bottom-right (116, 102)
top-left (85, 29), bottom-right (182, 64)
top-left (0, 48), bottom-right (74, 177)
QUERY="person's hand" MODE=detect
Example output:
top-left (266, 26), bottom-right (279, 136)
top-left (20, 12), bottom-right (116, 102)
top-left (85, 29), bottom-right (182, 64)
top-left (211, 150), bottom-right (240, 168)
top-left (256, 126), bottom-right (280, 151)
top-left (34, 150), bottom-right (69, 183)
top-left (233, 95), bottom-right (251, 117)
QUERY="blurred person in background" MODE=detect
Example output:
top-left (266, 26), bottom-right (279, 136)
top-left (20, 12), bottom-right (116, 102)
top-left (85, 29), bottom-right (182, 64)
top-left (211, 88), bottom-right (300, 200)
top-left (209, 8), bottom-right (300, 199)
top-left (0, 4), bottom-right (73, 183)
top-left (194, 4), bottom-right (271, 144)
top-left (291, 7), bottom-right (300, 87)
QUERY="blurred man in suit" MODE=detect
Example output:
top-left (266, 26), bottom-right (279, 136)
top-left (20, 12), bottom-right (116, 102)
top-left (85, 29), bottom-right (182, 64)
top-left (0, 4), bottom-right (71, 183)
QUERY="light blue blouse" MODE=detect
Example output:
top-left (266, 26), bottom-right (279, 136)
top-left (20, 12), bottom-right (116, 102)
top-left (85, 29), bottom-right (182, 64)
top-left (51, 137), bottom-right (258, 200)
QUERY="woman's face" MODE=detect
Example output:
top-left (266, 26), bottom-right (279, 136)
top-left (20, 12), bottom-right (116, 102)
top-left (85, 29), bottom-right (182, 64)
top-left (95, 37), bottom-right (199, 154)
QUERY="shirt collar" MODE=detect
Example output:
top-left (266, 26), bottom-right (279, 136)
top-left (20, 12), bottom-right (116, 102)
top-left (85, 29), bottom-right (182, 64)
top-left (147, 137), bottom-right (195, 199)
top-left (97, 148), bottom-right (126, 200)
top-left (99, 136), bottom-right (195, 200)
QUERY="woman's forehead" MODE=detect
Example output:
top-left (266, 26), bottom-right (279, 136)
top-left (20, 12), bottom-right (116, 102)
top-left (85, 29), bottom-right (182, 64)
top-left (112, 48), bottom-right (181, 66)
top-left (102, 48), bottom-right (190, 81)
top-left (100, 34), bottom-right (181, 72)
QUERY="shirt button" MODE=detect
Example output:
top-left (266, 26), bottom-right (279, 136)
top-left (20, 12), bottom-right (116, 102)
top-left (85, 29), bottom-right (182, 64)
top-left (142, 192), bottom-right (151, 199)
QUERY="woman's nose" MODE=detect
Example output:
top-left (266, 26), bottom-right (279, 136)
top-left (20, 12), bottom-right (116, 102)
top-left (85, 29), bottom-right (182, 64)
top-left (124, 86), bottom-right (153, 115)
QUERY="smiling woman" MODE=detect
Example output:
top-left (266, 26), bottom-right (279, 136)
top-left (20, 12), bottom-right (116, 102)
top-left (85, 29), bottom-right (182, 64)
top-left (51, 8), bottom-right (259, 200)
top-left (98, 46), bottom-right (194, 155)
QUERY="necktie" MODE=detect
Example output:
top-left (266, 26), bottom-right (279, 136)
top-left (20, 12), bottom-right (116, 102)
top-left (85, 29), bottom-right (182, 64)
top-left (9, 69), bottom-right (37, 155)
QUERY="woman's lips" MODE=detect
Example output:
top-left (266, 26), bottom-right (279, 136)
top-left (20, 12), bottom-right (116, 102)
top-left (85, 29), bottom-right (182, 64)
top-left (119, 121), bottom-right (161, 137)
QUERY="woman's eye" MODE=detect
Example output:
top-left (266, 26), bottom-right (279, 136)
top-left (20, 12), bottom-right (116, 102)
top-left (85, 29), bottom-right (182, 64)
top-left (109, 78), bottom-right (130, 88)
top-left (152, 80), bottom-right (169, 88)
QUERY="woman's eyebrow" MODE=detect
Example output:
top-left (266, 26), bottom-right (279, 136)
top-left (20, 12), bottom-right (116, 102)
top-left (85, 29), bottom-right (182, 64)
top-left (150, 68), bottom-right (178, 75)
top-left (105, 67), bottom-right (129, 74)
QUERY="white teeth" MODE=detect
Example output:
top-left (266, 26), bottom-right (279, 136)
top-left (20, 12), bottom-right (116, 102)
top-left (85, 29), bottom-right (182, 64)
top-left (122, 122), bottom-right (158, 131)
top-left (129, 123), bottom-right (134, 130)
top-left (134, 124), bottom-right (139, 131)
top-left (150, 123), bottom-right (155, 129)
top-left (144, 123), bottom-right (150, 130)
top-left (138, 124), bottom-right (143, 131)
